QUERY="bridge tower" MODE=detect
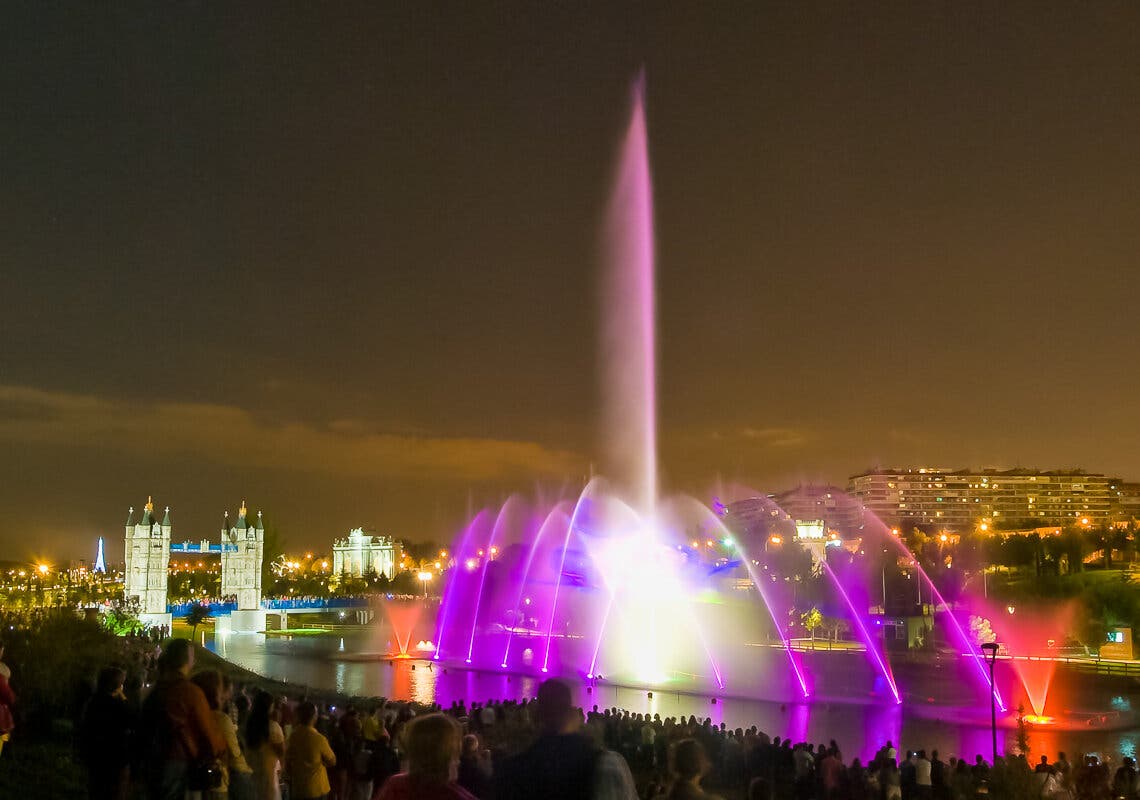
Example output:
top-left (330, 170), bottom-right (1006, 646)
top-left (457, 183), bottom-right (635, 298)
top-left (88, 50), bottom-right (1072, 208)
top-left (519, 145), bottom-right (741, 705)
top-left (220, 500), bottom-right (266, 632)
top-left (124, 496), bottom-right (173, 629)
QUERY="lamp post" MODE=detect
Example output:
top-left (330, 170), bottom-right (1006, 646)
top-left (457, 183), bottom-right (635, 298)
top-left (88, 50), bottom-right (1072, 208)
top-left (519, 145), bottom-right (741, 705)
top-left (417, 571), bottom-right (432, 598)
top-left (981, 641), bottom-right (999, 764)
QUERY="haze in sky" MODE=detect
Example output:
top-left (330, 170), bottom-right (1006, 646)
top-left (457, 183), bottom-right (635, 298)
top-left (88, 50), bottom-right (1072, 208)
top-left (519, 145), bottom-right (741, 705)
top-left (3, 4), bottom-right (1139, 559)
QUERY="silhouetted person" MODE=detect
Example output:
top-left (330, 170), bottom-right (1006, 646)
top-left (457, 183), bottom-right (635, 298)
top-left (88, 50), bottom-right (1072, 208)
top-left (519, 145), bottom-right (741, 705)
top-left (79, 667), bottom-right (134, 800)
top-left (666, 738), bottom-right (722, 800)
top-left (138, 639), bottom-right (226, 800)
top-left (457, 734), bottom-right (491, 799)
top-left (376, 713), bottom-right (475, 800)
top-left (495, 678), bottom-right (636, 800)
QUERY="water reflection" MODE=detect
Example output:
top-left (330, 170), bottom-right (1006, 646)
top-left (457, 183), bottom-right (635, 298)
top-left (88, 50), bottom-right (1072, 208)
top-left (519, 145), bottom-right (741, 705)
top-left (208, 630), bottom-right (1140, 762)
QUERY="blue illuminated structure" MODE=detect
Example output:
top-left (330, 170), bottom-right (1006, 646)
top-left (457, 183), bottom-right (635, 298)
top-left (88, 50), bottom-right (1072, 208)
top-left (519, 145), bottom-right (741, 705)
top-left (94, 537), bottom-right (106, 573)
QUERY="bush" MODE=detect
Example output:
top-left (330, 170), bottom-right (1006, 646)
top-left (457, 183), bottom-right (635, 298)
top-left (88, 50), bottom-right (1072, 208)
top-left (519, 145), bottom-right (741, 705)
top-left (0, 739), bottom-right (86, 799)
top-left (1, 611), bottom-right (146, 732)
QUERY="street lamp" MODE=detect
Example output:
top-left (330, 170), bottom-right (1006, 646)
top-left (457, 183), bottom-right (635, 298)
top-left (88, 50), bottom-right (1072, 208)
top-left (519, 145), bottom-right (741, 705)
top-left (981, 641), bottom-right (1000, 764)
top-left (418, 571), bottom-right (432, 597)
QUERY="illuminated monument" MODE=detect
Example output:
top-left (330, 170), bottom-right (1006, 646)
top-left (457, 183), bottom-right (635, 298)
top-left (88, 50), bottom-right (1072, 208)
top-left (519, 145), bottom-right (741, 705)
top-left (124, 497), bottom-right (265, 632)
top-left (94, 536), bottom-right (106, 573)
top-left (220, 501), bottom-right (266, 632)
top-left (332, 527), bottom-right (399, 579)
top-left (124, 497), bottom-right (173, 629)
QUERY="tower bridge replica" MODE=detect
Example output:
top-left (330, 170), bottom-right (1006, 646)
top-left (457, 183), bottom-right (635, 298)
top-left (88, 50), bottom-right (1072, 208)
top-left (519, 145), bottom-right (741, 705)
top-left (124, 497), bottom-right (266, 632)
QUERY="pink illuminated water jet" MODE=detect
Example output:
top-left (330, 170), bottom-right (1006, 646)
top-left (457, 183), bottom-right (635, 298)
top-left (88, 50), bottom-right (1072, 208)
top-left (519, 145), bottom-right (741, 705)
top-left (434, 77), bottom-right (942, 708)
top-left (381, 598), bottom-right (423, 656)
top-left (819, 560), bottom-right (901, 704)
top-left (984, 600), bottom-right (1076, 717)
top-left (602, 74), bottom-right (657, 516)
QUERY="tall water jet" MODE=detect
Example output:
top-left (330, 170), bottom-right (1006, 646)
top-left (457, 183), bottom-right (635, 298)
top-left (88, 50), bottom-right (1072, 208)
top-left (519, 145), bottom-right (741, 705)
top-left (602, 74), bottom-right (657, 515)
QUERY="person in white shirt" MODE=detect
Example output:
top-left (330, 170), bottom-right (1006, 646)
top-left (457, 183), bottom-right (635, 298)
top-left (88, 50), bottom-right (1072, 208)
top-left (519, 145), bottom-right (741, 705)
top-left (914, 749), bottom-right (933, 797)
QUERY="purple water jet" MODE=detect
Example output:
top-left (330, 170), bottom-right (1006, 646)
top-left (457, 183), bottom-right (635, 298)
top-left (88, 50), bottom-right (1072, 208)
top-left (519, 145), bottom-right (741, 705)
top-left (819, 559), bottom-right (901, 704)
top-left (871, 514), bottom-right (1007, 712)
top-left (501, 503), bottom-right (566, 668)
top-left (434, 509), bottom-right (491, 660)
top-left (602, 74), bottom-right (657, 515)
top-left (465, 498), bottom-right (520, 663)
top-left (435, 79), bottom-right (908, 707)
top-left (540, 488), bottom-right (591, 673)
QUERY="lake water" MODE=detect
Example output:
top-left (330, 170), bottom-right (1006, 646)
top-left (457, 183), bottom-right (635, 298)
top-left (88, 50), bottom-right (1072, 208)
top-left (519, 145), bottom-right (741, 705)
top-left (208, 620), bottom-right (1140, 764)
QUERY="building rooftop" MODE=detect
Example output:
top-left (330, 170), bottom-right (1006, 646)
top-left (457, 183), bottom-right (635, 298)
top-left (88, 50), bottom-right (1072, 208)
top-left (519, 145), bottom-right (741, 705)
top-left (852, 467), bottom-right (1101, 478)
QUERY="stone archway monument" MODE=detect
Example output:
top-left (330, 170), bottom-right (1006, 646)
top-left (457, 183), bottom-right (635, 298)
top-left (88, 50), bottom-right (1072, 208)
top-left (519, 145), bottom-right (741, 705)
top-left (220, 500), bottom-right (266, 632)
top-left (124, 497), bottom-right (266, 632)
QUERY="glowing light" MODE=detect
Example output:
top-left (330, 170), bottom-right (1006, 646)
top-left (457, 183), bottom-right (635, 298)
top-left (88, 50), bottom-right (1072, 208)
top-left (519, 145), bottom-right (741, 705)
top-left (979, 522), bottom-right (989, 532)
top-left (1007, 605), bottom-right (1016, 615)
top-left (939, 533), bottom-right (948, 543)
top-left (1023, 714), bottom-right (1055, 725)
top-left (770, 535), bottom-right (783, 545)
top-left (37, 564), bottom-right (49, 575)
top-left (417, 571), bottom-right (433, 582)
top-left (465, 558), bottom-right (478, 571)
top-left (795, 521), bottom-right (824, 540)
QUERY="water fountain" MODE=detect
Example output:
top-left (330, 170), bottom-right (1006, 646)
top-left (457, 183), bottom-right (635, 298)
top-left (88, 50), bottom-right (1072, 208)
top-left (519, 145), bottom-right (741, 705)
top-left (429, 76), bottom-right (1120, 736)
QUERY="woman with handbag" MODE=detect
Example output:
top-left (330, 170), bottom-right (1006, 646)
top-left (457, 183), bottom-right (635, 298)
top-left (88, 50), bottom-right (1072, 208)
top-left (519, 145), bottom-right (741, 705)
top-left (193, 670), bottom-right (255, 800)
top-left (247, 692), bottom-right (287, 800)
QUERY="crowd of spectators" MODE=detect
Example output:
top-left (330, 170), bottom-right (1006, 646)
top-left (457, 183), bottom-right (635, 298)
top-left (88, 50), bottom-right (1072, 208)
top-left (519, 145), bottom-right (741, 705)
top-left (1, 615), bottom-right (1138, 800)
top-left (61, 636), bottom-right (1140, 800)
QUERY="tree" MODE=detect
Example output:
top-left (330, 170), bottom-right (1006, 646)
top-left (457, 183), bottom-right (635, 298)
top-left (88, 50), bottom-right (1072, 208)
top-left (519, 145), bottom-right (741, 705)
top-left (820, 615), bottom-right (850, 646)
top-left (968, 615), bottom-right (995, 648)
top-left (1106, 527), bottom-right (1130, 569)
top-left (261, 516), bottom-right (285, 589)
top-left (801, 607), bottom-right (823, 647)
top-left (404, 540), bottom-right (443, 565)
top-left (103, 602), bottom-right (144, 636)
top-left (1016, 704), bottom-right (1031, 756)
top-left (185, 601), bottom-right (212, 641)
top-left (389, 570), bottom-right (420, 596)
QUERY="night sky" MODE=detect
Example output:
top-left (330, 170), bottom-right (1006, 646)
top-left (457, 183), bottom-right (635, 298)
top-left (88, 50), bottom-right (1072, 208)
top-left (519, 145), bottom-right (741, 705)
top-left (4, 4), bottom-right (1140, 562)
